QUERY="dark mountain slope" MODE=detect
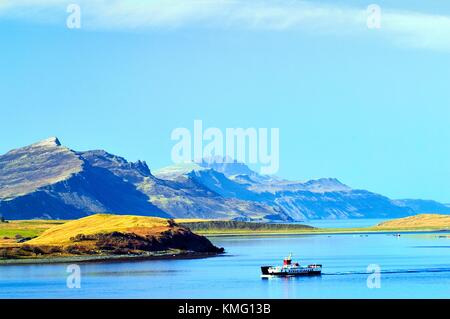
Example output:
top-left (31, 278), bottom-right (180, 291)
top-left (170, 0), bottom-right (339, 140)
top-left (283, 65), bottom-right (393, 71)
top-left (0, 139), bottom-right (167, 219)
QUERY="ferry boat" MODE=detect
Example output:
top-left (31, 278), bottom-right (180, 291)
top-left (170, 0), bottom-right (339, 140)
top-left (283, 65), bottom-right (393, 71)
top-left (261, 254), bottom-right (322, 277)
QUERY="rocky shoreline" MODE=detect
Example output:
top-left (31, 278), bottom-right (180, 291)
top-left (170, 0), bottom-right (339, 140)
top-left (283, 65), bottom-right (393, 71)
top-left (0, 249), bottom-right (224, 266)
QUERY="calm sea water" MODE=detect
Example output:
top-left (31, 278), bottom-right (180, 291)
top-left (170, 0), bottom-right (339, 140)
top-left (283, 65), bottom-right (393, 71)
top-left (305, 218), bottom-right (391, 229)
top-left (1, 227), bottom-right (450, 299)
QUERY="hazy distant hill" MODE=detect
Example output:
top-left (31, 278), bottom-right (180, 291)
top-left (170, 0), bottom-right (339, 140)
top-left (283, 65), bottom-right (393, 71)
top-left (156, 161), bottom-right (417, 220)
top-left (0, 138), bottom-right (449, 221)
top-left (392, 199), bottom-right (450, 215)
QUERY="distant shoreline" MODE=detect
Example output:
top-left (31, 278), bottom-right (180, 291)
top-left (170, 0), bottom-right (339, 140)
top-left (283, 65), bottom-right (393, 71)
top-left (179, 217), bottom-right (450, 237)
top-left (181, 217), bottom-right (450, 237)
top-left (198, 228), bottom-right (450, 237)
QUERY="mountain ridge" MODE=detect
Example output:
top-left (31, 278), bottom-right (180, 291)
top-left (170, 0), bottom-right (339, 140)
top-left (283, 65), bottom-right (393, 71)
top-left (0, 138), bottom-right (448, 221)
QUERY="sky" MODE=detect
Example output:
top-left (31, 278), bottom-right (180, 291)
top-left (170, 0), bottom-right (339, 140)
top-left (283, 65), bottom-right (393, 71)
top-left (1, 0), bottom-right (450, 202)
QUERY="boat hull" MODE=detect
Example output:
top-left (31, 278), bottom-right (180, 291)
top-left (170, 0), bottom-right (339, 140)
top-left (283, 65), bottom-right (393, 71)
top-left (261, 266), bottom-right (322, 277)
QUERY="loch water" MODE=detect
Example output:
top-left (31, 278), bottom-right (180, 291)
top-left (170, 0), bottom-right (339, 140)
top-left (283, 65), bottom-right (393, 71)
top-left (1, 221), bottom-right (450, 298)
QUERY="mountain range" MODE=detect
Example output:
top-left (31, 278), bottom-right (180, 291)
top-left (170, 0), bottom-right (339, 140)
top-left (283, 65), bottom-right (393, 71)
top-left (1, 137), bottom-right (449, 221)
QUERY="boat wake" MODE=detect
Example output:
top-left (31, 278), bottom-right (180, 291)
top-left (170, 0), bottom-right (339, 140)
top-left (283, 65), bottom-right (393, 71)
top-left (323, 267), bottom-right (450, 276)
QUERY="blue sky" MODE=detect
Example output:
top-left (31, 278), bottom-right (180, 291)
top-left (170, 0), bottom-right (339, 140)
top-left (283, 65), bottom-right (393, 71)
top-left (1, 0), bottom-right (450, 202)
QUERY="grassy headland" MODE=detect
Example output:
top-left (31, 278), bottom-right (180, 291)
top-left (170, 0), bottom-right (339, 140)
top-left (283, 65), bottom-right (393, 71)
top-left (374, 214), bottom-right (450, 231)
top-left (0, 214), bottom-right (223, 263)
